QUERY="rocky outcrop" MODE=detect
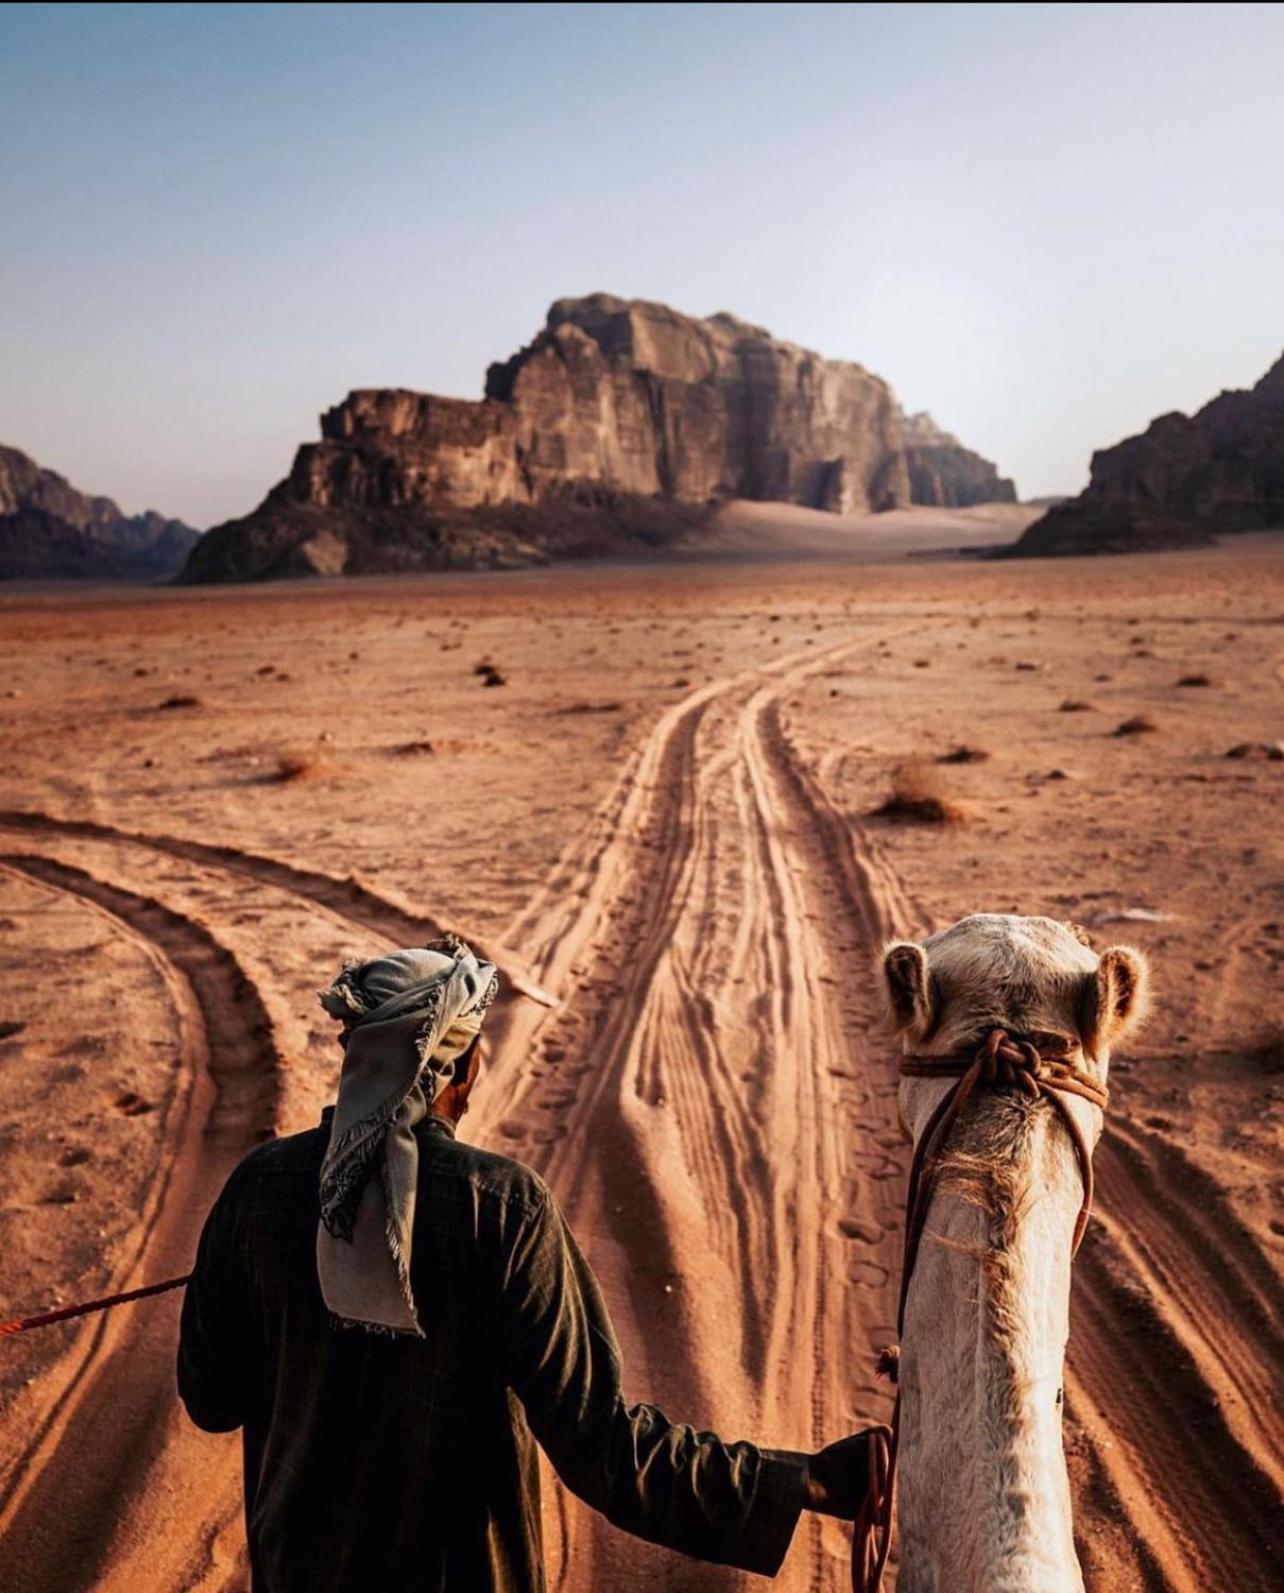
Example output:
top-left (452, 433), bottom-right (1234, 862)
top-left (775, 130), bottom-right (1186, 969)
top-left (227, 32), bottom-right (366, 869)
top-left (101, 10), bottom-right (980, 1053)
top-left (0, 445), bottom-right (199, 580)
top-left (898, 411), bottom-right (1016, 508)
top-left (183, 294), bottom-right (1018, 582)
top-left (1012, 352), bottom-right (1284, 556)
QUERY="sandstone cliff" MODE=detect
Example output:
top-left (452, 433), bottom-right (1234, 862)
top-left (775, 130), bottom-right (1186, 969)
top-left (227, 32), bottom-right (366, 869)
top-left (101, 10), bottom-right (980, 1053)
top-left (1012, 352), bottom-right (1284, 556)
top-left (0, 445), bottom-right (199, 580)
top-left (183, 294), bottom-right (1017, 582)
top-left (899, 411), bottom-right (1016, 508)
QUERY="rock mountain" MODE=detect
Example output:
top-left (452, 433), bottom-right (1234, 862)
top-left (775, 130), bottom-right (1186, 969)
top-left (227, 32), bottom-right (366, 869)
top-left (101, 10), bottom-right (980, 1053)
top-left (182, 294), bottom-right (1015, 582)
top-left (0, 445), bottom-right (198, 581)
top-left (1013, 351), bottom-right (1284, 556)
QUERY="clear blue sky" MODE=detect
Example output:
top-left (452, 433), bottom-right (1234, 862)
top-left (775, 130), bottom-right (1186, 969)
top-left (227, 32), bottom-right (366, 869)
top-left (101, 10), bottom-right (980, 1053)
top-left (2, 1), bottom-right (1281, 527)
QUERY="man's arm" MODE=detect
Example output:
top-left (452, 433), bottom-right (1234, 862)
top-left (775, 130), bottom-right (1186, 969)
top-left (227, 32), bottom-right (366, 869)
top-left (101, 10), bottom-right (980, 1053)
top-left (499, 1184), bottom-right (807, 1578)
top-left (177, 1171), bottom-right (257, 1433)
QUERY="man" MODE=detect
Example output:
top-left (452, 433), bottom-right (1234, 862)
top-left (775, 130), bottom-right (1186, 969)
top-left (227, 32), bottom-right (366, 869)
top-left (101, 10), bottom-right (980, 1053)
top-left (178, 938), bottom-right (880, 1591)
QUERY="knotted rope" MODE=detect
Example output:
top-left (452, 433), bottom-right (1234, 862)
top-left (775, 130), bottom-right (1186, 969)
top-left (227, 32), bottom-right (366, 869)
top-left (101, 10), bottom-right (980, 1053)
top-left (850, 1028), bottom-right (1108, 1592)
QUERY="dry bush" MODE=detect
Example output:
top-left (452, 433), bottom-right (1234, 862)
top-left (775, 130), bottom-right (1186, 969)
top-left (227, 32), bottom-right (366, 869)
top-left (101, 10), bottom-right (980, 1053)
top-left (273, 748), bottom-right (340, 783)
top-left (157, 693), bottom-right (203, 710)
top-left (1058, 699), bottom-right (1096, 712)
top-left (937, 745), bottom-right (990, 764)
top-left (872, 758), bottom-right (966, 824)
top-left (1176, 672), bottom-right (1213, 687)
top-left (1113, 715), bottom-right (1158, 736)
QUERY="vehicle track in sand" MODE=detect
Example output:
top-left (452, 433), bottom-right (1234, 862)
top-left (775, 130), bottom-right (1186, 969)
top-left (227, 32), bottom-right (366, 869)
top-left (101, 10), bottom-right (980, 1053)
top-left (0, 823), bottom-right (545, 1593)
top-left (483, 627), bottom-right (922, 1591)
top-left (0, 855), bottom-right (282, 1593)
top-left (1065, 1125), bottom-right (1284, 1593)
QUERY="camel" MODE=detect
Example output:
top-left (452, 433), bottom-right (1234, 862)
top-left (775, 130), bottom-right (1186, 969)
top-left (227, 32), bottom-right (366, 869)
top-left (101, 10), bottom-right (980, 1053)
top-left (879, 913), bottom-right (1150, 1593)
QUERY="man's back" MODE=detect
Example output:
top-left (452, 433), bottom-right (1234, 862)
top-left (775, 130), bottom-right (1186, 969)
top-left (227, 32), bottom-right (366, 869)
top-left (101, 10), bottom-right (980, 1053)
top-left (179, 1111), bottom-right (806, 1593)
top-left (180, 1113), bottom-right (554, 1590)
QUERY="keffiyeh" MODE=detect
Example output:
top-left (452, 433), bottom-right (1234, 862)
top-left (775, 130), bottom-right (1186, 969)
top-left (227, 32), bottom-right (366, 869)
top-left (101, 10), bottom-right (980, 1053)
top-left (316, 936), bottom-right (498, 1335)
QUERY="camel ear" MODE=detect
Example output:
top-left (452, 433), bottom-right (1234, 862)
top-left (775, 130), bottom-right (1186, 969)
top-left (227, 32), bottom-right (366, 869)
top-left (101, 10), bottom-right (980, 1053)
top-left (1079, 945), bottom-right (1150, 1056)
top-left (881, 941), bottom-right (934, 1038)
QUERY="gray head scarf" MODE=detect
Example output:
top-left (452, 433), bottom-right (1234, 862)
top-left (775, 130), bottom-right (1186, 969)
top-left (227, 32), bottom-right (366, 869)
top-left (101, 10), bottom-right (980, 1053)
top-left (317, 935), bottom-right (498, 1336)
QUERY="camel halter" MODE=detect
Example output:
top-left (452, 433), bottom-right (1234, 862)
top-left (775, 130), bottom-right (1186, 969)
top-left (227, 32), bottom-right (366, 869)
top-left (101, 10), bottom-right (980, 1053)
top-left (851, 1028), bottom-right (1109, 1593)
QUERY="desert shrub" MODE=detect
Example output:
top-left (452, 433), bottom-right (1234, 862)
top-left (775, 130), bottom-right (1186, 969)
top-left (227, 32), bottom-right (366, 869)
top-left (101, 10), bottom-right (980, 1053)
top-left (937, 745), bottom-right (990, 764)
top-left (872, 759), bottom-right (966, 824)
top-left (273, 748), bottom-right (340, 783)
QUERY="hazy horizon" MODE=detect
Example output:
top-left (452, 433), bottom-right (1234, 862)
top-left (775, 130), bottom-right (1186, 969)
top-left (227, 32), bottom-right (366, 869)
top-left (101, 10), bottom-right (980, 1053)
top-left (2, 1), bottom-right (1282, 528)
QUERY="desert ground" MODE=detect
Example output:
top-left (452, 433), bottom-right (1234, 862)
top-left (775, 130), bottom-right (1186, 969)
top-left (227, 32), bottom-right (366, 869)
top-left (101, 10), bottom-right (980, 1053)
top-left (0, 521), bottom-right (1281, 1592)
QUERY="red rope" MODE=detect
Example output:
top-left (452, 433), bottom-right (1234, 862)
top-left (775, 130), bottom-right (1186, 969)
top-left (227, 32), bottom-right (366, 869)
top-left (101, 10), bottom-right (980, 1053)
top-left (0, 1274), bottom-right (190, 1338)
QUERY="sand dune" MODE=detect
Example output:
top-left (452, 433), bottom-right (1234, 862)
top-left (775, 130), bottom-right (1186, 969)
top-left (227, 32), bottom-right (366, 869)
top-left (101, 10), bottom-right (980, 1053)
top-left (0, 538), bottom-right (1281, 1590)
top-left (692, 498), bottom-right (1040, 560)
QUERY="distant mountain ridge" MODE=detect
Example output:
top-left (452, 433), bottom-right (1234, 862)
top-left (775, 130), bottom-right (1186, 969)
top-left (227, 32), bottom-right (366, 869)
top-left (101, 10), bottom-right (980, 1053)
top-left (0, 445), bottom-right (199, 580)
top-left (181, 293), bottom-right (1016, 582)
top-left (1012, 351), bottom-right (1284, 556)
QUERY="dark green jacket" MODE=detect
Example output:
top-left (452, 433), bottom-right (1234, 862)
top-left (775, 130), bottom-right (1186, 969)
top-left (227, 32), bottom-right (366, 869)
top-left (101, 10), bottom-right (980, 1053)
top-left (177, 1111), bottom-right (806, 1591)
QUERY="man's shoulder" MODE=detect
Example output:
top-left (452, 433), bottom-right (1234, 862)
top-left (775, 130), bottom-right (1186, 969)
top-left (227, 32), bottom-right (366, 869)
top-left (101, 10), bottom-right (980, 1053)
top-left (221, 1119), bottom-right (550, 1210)
top-left (429, 1133), bottom-right (550, 1218)
top-left (226, 1122), bottom-right (327, 1186)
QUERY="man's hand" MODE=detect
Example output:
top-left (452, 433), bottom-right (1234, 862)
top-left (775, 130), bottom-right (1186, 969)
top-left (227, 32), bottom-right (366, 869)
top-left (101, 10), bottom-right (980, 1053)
top-left (803, 1429), bottom-right (886, 1520)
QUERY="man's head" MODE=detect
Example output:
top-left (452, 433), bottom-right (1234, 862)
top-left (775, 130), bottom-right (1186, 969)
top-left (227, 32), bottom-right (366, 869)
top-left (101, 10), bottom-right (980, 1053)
top-left (320, 938), bottom-right (499, 1114)
top-left (316, 937), bottom-right (500, 1335)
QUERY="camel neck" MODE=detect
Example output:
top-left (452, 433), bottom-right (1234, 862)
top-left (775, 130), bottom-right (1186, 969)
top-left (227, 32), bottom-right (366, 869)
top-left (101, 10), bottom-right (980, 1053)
top-left (895, 1095), bottom-right (1087, 1593)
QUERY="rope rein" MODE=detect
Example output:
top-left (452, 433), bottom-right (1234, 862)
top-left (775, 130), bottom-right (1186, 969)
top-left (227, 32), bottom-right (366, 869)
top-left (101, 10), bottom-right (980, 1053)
top-left (0, 1273), bottom-right (191, 1339)
top-left (850, 1028), bottom-right (1108, 1593)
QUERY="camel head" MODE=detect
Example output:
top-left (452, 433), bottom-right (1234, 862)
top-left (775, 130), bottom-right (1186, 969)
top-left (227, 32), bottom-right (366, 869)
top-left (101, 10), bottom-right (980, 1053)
top-left (879, 913), bottom-right (1150, 1065)
top-left (879, 917), bottom-right (1152, 1593)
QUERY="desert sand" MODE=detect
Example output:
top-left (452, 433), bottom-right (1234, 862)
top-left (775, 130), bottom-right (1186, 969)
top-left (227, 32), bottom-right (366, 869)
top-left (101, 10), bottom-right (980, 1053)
top-left (0, 527), bottom-right (1282, 1592)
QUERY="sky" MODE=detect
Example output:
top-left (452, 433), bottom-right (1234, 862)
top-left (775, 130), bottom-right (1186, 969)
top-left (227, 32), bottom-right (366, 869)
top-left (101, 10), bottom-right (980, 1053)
top-left (1, 1), bottom-right (1282, 528)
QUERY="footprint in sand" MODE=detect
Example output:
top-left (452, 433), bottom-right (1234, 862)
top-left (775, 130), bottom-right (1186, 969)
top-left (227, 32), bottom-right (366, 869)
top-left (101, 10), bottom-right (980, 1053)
top-left (113, 1091), bottom-right (155, 1117)
top-left (848, 1260), bottom-right (891, 1288)
top-left (837, 1217), bottom-right (884, 1244)
top-left (530, 1125), bottom-right (568, 1145)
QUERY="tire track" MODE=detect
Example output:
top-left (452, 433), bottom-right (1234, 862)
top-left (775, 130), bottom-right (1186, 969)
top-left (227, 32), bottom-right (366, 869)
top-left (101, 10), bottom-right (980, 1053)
top-left (0, 854), bottom-right (283, 1593)
top-left (1096, 1124), bottom-right (1284, 1488)
top-left (1068, 1229), bottom-right (1284, 1592)
top-left (0, 809), bottom-right (554, 1008)
top-left (487, 628), bottom-right (918, 1591)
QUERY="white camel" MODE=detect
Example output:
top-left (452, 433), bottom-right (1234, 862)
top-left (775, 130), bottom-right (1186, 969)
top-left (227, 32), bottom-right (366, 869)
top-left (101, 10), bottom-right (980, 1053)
top-left (878, 913), bottom-right (1149, 1593)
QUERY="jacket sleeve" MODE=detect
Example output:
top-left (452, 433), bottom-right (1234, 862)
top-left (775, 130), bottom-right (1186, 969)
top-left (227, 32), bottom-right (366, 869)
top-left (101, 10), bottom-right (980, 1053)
top-left (500, 1186), bottom-right (806, 1577)
top-left (177, 1170), bottom-right (256, 1433)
